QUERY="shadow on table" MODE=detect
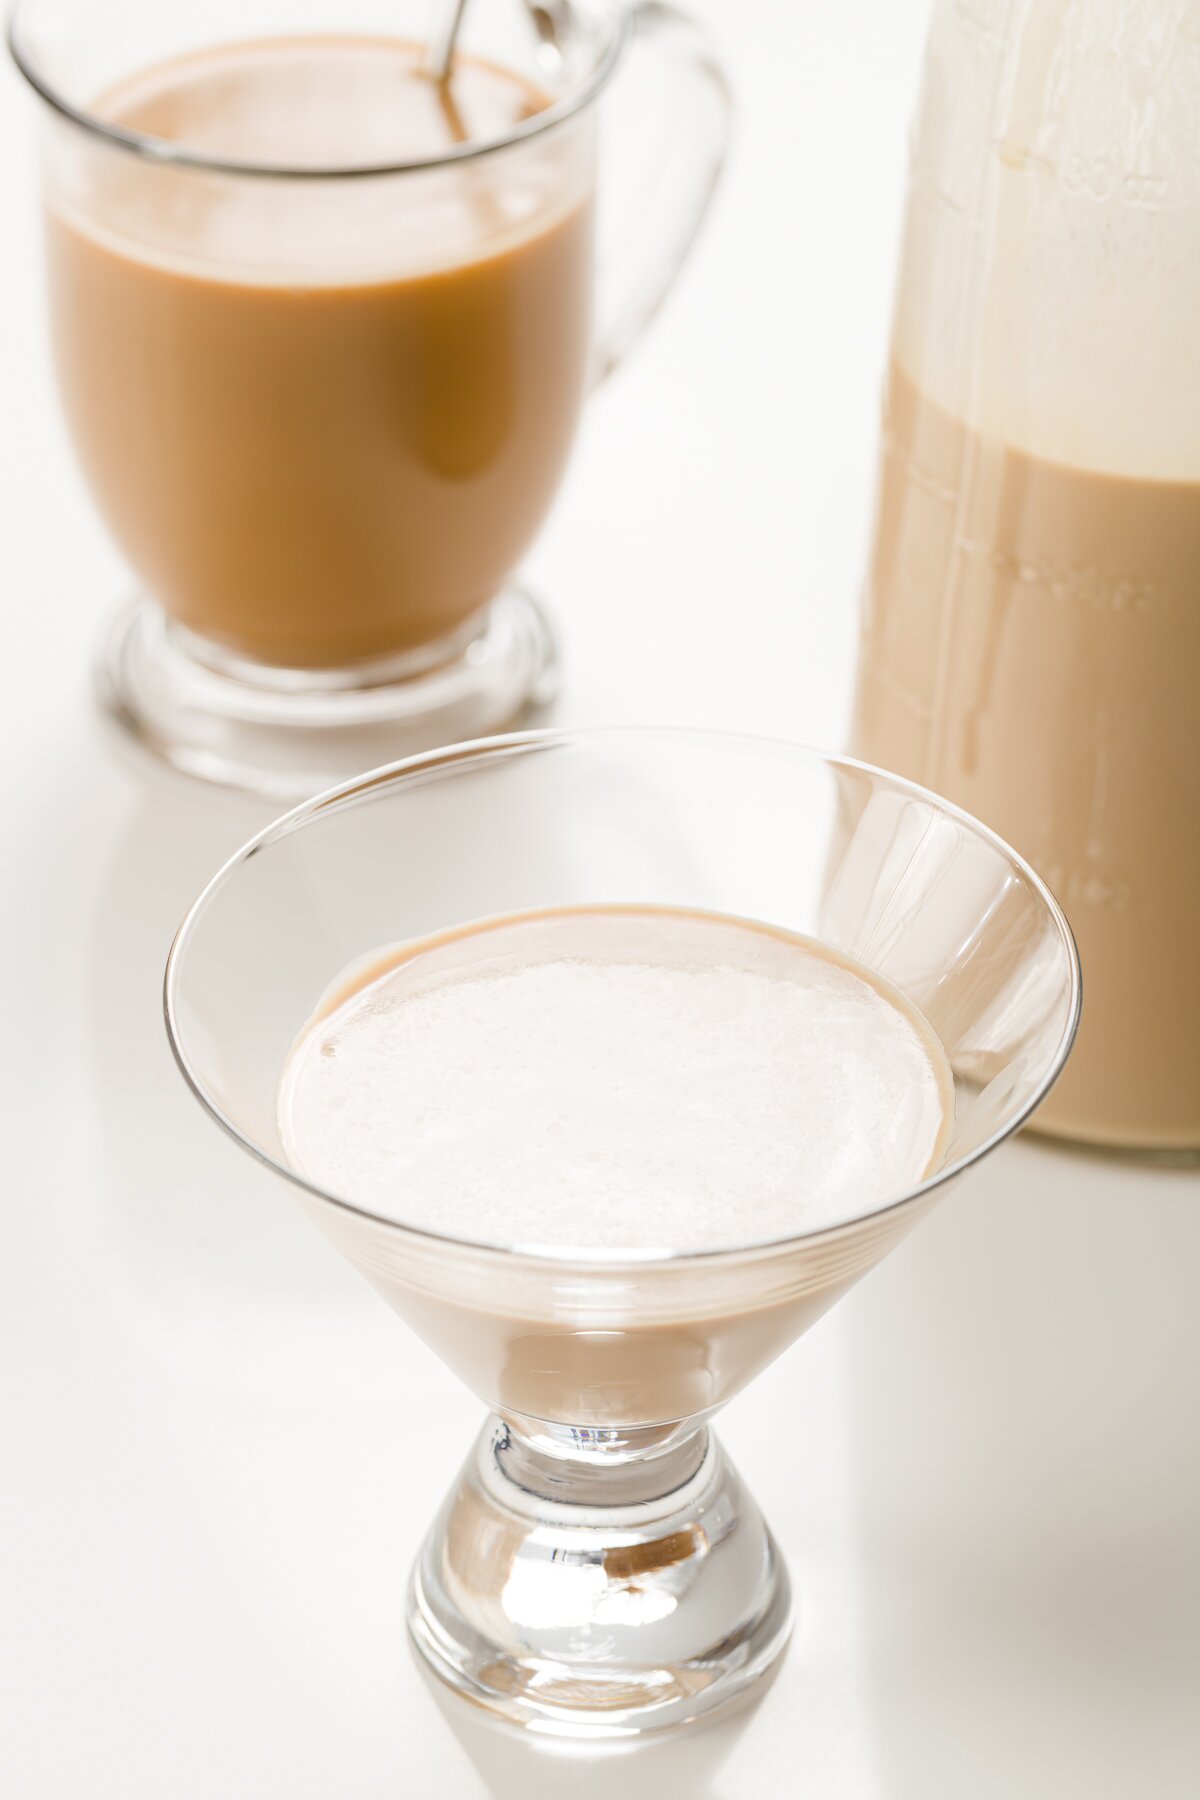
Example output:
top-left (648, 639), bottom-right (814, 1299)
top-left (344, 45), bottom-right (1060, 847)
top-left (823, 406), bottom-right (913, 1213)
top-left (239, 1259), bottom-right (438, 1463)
top-left (416, 1653), bottom-right (772, 1800)
top-left (842, 1140), bottom-right (1200, 1794)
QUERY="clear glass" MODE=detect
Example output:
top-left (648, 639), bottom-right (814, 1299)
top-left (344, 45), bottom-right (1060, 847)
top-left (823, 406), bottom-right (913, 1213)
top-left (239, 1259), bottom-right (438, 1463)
top-left (9, 0), bottom-right (729, 798)
top-left (165, 728), bottom-right (1081, 1738)
top-left (851, 0), bottom-right (1200, 1152)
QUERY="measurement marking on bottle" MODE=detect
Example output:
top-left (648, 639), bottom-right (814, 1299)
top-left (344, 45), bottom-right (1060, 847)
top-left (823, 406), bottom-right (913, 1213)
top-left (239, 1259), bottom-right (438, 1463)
top-left (880, 432), bottom-right (958, 506)
top-left (1059, 150), bottom-right (1189, 208)
top-left (989, 138), bottom-right (1191, 210)
top-left (857, 653), bottom-right (932, 721)
top-left (910, 176), bottom-right (986, 225)
top-left (956, 537), bottom-right (1164, 616)
top-left (951, 0), bottom-right (1011, 50)
top-left (1036, 861), bottom-right (1133, 913)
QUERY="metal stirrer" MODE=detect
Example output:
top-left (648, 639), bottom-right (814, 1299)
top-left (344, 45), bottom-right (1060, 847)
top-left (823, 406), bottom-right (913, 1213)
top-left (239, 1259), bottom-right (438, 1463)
top-left (425, 0), bottom-right (470, 82)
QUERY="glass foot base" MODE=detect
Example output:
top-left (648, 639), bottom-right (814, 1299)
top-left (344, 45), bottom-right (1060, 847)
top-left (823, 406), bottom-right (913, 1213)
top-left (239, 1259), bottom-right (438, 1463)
top-left (95, 589), bottom-right (560, 801)
top-left (408, 1416), bottom-right (793, 1739)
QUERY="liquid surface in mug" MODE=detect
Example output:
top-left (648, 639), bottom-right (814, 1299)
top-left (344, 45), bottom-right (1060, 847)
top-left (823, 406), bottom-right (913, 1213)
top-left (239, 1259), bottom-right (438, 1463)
top-left (47, 37), bottom-right (592, 667)
top-left (853, 359), bottom-right (1200, 1147)
top-left (98, 36), bottom-right (548, 166)
top-left (276, 905), bottom-right (955, 1253)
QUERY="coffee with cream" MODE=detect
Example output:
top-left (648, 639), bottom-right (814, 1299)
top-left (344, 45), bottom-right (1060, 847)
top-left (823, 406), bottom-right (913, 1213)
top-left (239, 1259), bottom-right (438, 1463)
top-left (275, 904), bottom-right (955, 1426)
top-left (278, 904), bottom-right (953, 1252)
top-left (853, 361), bottom-right (1200, 1149)
top-left (47, 37), bottom-right (592, 668)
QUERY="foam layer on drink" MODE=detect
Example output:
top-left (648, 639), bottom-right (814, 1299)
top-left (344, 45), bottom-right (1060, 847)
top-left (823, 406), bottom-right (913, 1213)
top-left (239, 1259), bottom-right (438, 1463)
top-left (98, 36), bottom-right (546, 170)
top-left (66, 38), bottom-right (578, 285)
top-left (277, 906), bottom-right (954, 1254)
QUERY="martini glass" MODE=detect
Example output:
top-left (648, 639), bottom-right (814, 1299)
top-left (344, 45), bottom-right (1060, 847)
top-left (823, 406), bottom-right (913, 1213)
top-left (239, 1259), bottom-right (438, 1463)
top-left (164, 729), bottom-right (1080, 1738)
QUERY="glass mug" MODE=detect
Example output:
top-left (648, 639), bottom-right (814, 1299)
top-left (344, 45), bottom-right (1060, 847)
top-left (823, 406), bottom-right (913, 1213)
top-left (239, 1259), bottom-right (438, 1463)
top-left (10, 0), bottom-right (729, 796)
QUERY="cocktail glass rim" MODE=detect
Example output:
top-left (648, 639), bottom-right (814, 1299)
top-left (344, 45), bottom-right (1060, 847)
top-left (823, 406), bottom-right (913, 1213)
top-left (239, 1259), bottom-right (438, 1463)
top-left (163, 725), bottom-right (1083, 1271)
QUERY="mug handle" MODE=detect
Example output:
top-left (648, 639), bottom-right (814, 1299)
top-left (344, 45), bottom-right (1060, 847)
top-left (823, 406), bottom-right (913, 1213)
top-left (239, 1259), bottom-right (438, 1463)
top-left (590, 1), bottom-right (732, 385)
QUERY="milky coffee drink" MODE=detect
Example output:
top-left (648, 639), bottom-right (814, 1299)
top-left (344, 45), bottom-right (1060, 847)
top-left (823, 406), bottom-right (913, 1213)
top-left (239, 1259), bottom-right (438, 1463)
top-left (47, 39), bottom-right (592, 668)
top-left (853, 362), bottom-right (1200, 1148)
top-left (275, 906), bottom-right (955, 1426)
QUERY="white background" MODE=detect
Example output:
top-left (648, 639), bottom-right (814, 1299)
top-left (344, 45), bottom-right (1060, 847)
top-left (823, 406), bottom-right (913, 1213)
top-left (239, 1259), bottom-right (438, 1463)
top-left (2, 3), bottom-right (1199, 1795)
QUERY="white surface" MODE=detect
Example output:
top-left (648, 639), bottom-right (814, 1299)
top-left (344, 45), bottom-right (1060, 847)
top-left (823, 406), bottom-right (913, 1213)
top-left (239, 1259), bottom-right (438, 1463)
top-left (2, 4), bottom-right (1198, 1795)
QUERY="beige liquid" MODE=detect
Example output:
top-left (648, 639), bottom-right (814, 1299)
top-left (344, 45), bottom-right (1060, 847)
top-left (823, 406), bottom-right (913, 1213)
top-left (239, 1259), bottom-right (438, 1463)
top-left (853, 362), bottom-right (1200, 1148)
top-left (278, 904), bottom-right (953, 1251)
top-left (276, 905), bottom-right (955, 1426)
top-left (47, 38), bottom-right (592, 667)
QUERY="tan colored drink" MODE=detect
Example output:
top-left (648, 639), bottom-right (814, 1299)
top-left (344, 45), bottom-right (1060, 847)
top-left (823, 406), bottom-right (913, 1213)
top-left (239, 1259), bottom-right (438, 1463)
top-left (47, 38), bottom-right (592, 668)
top-left (853, 361), bottom-right (1200, 1148)
top-left (277, 904), bottom-right (954, 1424)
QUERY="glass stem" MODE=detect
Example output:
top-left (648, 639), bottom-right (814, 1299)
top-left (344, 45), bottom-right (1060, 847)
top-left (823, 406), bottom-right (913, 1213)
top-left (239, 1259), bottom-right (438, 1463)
top-left (491, 1411), bottom-right (714, 1509)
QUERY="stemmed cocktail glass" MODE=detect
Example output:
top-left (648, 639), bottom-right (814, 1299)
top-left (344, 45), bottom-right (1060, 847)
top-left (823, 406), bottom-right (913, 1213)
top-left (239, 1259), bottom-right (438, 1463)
top-left (165, 729), bottom-right (1080, 1736)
